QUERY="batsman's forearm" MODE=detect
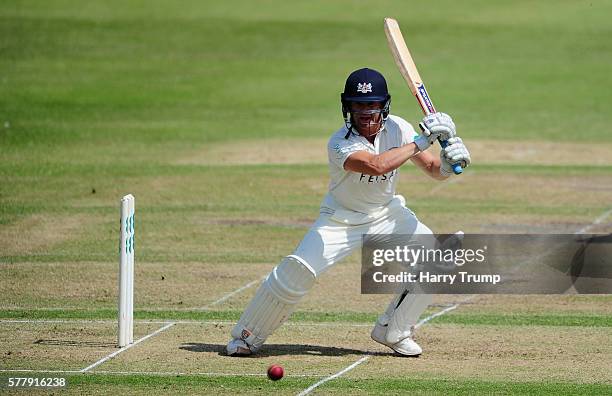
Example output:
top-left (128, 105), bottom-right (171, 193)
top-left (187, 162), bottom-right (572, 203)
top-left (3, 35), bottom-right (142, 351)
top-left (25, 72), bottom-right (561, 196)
top-left (428, 159), bottom-right (449, 181)
top-left (370, 142), bottom-right (421, 175)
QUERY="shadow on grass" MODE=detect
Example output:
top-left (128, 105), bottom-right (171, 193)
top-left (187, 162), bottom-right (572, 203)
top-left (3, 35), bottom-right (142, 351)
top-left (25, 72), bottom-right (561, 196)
top-left (179, 342), bottom-right (393, 357)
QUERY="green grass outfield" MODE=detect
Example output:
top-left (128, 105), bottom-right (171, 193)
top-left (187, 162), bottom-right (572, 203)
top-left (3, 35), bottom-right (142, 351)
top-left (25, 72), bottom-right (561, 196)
top-left (1, 1), bottom-right (612, 394)
top-left (12, 375), bottom-right (612, 396)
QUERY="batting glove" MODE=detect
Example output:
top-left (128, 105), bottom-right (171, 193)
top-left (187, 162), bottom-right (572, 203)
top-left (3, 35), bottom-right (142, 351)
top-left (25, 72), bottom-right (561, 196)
top-left (440, 137), bottom-right (471, 176)
top-left (414, 112), bottom-right (456, 151)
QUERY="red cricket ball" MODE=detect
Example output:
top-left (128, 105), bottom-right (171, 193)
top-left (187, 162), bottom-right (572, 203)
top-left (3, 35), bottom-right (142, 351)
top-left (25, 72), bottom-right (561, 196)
top-left (267, 364), bottom-right (284, 381)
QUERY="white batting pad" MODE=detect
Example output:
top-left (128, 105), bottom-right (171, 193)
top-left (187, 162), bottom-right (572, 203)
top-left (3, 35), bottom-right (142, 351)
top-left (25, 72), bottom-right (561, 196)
top-left (230, 255), bottom-right (315, 351)
top-left (378, 290), bottom-right (433, 344)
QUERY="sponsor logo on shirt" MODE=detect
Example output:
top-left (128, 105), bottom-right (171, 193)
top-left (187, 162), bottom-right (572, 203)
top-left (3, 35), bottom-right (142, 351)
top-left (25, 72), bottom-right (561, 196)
top-left (358, 169), bottom-right (396, 183)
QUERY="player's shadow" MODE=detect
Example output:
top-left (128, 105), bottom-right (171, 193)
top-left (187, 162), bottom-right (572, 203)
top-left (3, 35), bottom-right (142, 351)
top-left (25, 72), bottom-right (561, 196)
top-left (180, 343), bottom-right (392, 357)
top-left (34, 339), bottom-right (117, 348)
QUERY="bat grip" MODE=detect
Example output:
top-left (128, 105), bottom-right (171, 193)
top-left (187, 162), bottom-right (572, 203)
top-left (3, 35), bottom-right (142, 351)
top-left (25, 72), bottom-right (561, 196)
top-left (439, 139), bottom-right (463, 175)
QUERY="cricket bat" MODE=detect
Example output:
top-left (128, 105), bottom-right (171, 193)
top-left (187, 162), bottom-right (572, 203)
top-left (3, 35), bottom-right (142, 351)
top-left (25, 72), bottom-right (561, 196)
top-left (384, 17), bottom-right (463, 174)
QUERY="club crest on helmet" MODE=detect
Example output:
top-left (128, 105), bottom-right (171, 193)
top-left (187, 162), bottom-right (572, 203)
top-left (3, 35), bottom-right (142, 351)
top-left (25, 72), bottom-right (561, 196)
top-left (357, 82), bottom-right (373, 93)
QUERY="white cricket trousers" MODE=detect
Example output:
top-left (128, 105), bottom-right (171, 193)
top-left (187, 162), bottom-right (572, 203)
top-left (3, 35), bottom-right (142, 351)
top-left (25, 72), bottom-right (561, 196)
top-left (293, 196), bottom-right (434, 277)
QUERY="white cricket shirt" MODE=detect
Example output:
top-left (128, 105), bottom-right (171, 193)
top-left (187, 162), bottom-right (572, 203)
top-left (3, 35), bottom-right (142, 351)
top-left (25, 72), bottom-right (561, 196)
top-left (322, 115), bottom-right (418, 217)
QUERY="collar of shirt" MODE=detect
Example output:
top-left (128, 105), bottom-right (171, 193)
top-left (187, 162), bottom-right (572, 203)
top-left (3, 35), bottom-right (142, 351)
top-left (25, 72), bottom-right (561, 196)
top-left (346, 126), bottom-right (386, 152)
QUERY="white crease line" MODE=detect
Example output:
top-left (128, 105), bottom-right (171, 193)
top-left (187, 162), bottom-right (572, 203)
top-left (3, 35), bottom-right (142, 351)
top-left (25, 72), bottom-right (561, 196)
top-left (415, 302), bottom-right (460, 328)
top-left (0, 369), bottom-right (82, 374)
top-left (0, 319), bottom-right (378, 328)
top-left (200, 276), bottom-right (265, 309)
top-left (79, 322), bottom-right (175, 373)
top-left (0, 307), bottom-right (87, 311)
top-left (0, 318), bottom-right (370, 327)
top-left (0, 319), bottom-right (122, 324)
top-left (576, 208), bottom-right (612, 234)
top-left (296, 356), bottom-right (371, 396)
top-left (0, 302), bottom-right (456, 313)
top-left (0, 306), bottom-right (246, 312)
top-left (296, 300), bottom-right (469, 396)
top-left (415, 296), bottom-right (474, 330)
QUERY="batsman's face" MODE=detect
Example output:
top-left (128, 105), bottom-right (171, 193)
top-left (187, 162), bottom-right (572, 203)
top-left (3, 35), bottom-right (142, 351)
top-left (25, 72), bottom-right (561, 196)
top-left (351, 102), bottom-right (383, 137)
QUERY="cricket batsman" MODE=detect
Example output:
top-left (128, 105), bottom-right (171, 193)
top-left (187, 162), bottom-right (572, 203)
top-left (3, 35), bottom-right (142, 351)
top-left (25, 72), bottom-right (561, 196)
top-left (226, 68), bottom-right (471, 357)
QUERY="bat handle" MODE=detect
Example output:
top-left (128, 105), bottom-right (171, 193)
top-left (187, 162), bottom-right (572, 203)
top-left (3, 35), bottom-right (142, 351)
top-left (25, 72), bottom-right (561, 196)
top-left (439, 139), bottom-right (463, 175)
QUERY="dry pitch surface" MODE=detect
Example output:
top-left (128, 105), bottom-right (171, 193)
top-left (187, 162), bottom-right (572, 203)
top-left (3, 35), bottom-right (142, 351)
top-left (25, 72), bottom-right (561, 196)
top-left (2, 141), bottom-right (612, 394)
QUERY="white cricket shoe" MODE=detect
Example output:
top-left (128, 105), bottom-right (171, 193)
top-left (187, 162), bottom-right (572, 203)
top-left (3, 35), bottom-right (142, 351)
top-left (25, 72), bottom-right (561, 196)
top-left (370, 323), bottom-right (422, 357)
top-left (226, 338), bottom-right (253, 357)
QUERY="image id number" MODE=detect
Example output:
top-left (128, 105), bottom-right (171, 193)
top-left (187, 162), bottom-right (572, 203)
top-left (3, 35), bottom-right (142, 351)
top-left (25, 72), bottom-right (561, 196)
top-left (5, 377), bottom-right (67, 388)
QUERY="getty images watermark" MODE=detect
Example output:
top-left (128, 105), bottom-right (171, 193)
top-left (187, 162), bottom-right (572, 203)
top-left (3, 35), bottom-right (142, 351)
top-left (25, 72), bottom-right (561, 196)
top-left (361, 233), bottom-right (612, 294)
top-left (371, 241), bottom-right (498, 285)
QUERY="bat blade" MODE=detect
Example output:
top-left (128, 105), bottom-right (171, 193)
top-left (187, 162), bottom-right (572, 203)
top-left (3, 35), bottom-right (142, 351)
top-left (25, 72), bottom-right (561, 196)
top-left (384, 17), bottom-right (463, 174)
top-left (383, 18), bottom-right (432, 114)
